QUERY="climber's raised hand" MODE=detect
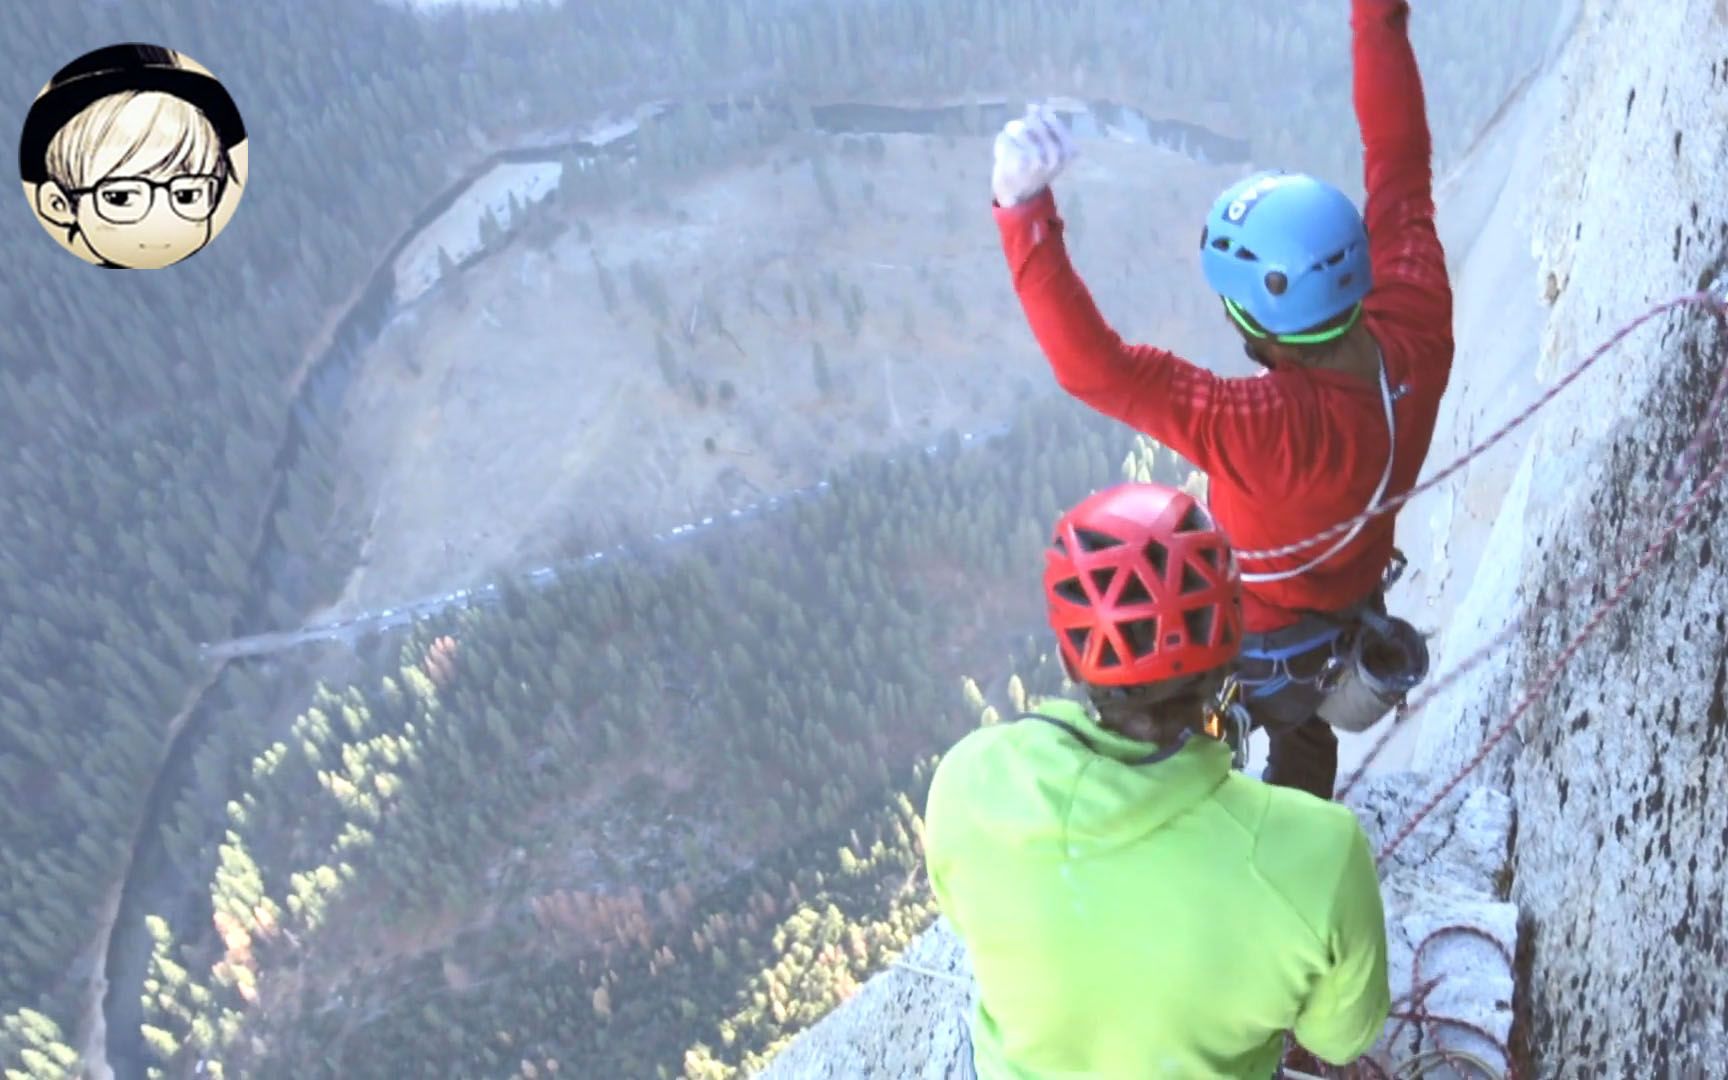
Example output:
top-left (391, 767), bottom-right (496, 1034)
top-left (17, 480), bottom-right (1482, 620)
top-left (991, 104), bottom-right (1077, 208)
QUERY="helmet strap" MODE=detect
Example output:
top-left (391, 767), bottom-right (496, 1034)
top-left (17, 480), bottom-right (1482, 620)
top-left (1222, 297), bottom-right (1363, 347)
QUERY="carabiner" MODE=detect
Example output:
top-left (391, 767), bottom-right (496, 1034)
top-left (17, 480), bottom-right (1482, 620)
top-left (1202, 678), bottom-right (1252, 769)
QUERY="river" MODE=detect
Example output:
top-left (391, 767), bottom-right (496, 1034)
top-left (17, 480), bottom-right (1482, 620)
top-left (99, 96), bottom-right (1250, 1079)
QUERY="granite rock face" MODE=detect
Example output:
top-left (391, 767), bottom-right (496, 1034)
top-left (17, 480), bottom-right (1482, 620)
top-left (1411, 0), bottom-right (1728, 1074)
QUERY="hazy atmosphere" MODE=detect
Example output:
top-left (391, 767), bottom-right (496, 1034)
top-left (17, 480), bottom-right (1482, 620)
top-left (6, 1), bottom-right (1723, 1079)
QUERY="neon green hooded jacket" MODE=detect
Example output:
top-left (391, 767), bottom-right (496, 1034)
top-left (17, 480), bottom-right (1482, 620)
top-left (924, 698), bottom-right (1389, 1079)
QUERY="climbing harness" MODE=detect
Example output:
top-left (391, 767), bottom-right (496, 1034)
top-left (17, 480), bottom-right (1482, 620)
top-left (1238, 353), bottom-right (1397, 584)
top-left (1234, 546), bottom-right (1419, 718)
top-left (1233, 618), bottom-right (1350, 700)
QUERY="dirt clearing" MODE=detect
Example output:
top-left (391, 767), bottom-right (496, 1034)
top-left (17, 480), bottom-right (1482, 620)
top-left (326, 132), bottom-right (1251, 616)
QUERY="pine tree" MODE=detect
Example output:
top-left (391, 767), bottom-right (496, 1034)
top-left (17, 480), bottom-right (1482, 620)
top-left (479, 205), bottom-right (504, 249)
top-left (592, 253), bottom-right (619, 315)
top-left (655, 333), bottom-right (679, 386)
top-left (810, 156), bottom-right (840, 218)
top-left (811, 342), bottom-right (832, 395)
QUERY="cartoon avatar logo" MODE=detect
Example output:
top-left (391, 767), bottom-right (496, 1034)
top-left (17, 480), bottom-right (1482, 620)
top-left (18, 43), bottom-right (248, 270)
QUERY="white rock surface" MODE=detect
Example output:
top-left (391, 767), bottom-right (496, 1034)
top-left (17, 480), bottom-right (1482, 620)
top-left (1422, 0), bottom-right (1728, 1074)
top-left (758, 920), bottom-right (976, 1080)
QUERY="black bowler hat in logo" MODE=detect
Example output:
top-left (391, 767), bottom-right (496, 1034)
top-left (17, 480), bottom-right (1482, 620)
top-left (19, 43), bottom-right (246, 184)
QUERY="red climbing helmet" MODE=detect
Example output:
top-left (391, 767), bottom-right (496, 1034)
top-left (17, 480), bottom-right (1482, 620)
top-left (1043, 483), bottom-right (1243, 687)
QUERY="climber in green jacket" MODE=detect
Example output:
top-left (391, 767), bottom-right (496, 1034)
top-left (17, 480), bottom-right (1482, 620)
top-left (924, 482), bottom-right (1390, 1079)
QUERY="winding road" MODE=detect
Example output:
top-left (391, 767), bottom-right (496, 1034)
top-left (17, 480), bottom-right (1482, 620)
top-left (200, 427), bottom-right (1011, 660)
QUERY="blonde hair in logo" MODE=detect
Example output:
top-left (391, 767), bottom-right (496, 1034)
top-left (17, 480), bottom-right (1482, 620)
top-left (44, 90), bottom-right (231, 193)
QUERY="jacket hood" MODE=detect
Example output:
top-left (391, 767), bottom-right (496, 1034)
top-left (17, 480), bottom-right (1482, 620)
top-left (987, 697), bottom-right (1234, 857)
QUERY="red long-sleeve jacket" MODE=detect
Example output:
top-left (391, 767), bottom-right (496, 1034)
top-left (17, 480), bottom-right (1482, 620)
top-left (997, 0), bottom-right (1453, 634)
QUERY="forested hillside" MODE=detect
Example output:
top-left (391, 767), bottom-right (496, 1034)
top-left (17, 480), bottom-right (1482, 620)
top-left (131, 400), bottom-right (1164, 1077)
top-left (0, 0), bottom-right (1552, 1075)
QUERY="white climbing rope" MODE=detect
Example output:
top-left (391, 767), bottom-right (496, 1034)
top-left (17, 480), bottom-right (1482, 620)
top-left (1239, 352), bottom-right (1397, 583)
top-left (1389, 1047), bottom-right (1507, 1079)
top-left (890, 957), bottom-right (971, 987)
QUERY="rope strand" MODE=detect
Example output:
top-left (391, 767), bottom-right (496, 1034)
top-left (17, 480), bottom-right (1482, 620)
top-left (1236, 291), bottom-right (1721, 563)
top-left (1374, 444), bottom-right (1728, 863)
top-left (1338, 293), bottom-right (1728, 799)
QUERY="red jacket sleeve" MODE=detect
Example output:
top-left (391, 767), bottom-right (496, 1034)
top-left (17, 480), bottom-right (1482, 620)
top-left (994, 189), bottom-right (1319, 498)
top-left (1353, 0), bottom-right (1453, 354)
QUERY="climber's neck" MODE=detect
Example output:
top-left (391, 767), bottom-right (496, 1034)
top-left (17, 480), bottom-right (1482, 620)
top-left (1327, 328), bottom-right (1385, 384)
top-left (1261, 324), bottom-right (1383, 384)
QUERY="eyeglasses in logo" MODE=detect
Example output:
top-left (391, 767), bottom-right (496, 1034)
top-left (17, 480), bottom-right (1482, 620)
top-left (18, 43), bottom-right (248, 270)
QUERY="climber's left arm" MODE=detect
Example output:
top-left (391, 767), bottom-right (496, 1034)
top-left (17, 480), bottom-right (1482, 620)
top-left (1352, 0), bottom-right (1453, 363)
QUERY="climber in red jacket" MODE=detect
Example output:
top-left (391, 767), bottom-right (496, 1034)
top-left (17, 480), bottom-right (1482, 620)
top-left (991, 0), bottom-right (1450, 800)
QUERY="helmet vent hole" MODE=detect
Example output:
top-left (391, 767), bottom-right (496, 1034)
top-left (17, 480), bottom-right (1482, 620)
top-left (1211, 237), bottom-right (1232, 252)
top-left (1118, 573), bottom-right (1153, 607)
top-left (1184, 606), bottom-right (1215, 644)
top-left (1339, 273), bottom-right (1355, 289)
top-left (1264, 270), bottom-right (1288, 296)
top-left (1074, 527), bottom-right (1124, 552)
top-left (1052, 535), bottom-right (1068, 556)
top-left (1097, 639), bottom-right (1121, 669)
top-left (1176, 505), bottom-right (1212, 533)
top-left (1143, 539), bottom-right (1169, 578)
top-left (1066, 627), bottom-right (1090, 653)
top-left (1197, 546), bottom-right (1222, 572)
top-left (1054, 577), bottom-right (1088, 604)
top-left (1234, 246), bottom-right (1259, 262)
top-left (1325, 250), bottom-right (1346, 266)
top-left (1121, 618), bottom-right (1158, 659)
top-left (1089, 569), bottom-right (1115, 596)
top-left (1180, 564), bottom-right (1210, 596)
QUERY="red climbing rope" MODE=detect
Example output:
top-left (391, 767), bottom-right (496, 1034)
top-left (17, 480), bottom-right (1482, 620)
top-left (1285, 288), bottom-right (1728, 1080)
top-left (1286, 925), bottom-right (1518, 1079)
top-left (1372, 442), bottom-right (1728, 865)
top-left (1236, 290), bottom-right (1725, 564)
top-left (1390, 925), bottom-right (1518, 1075)
top-left (1664, 297), bottom-right (1728, 496)
top-left (1335, 288), bottom-right (1728, 801)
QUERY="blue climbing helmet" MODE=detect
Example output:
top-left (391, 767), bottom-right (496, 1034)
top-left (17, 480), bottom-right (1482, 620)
top-left (1199, 171), bottom-right (1372, 341)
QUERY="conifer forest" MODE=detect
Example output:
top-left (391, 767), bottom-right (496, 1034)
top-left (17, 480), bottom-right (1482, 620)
top-left (0, 0), bottom-right (1552, 1075)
